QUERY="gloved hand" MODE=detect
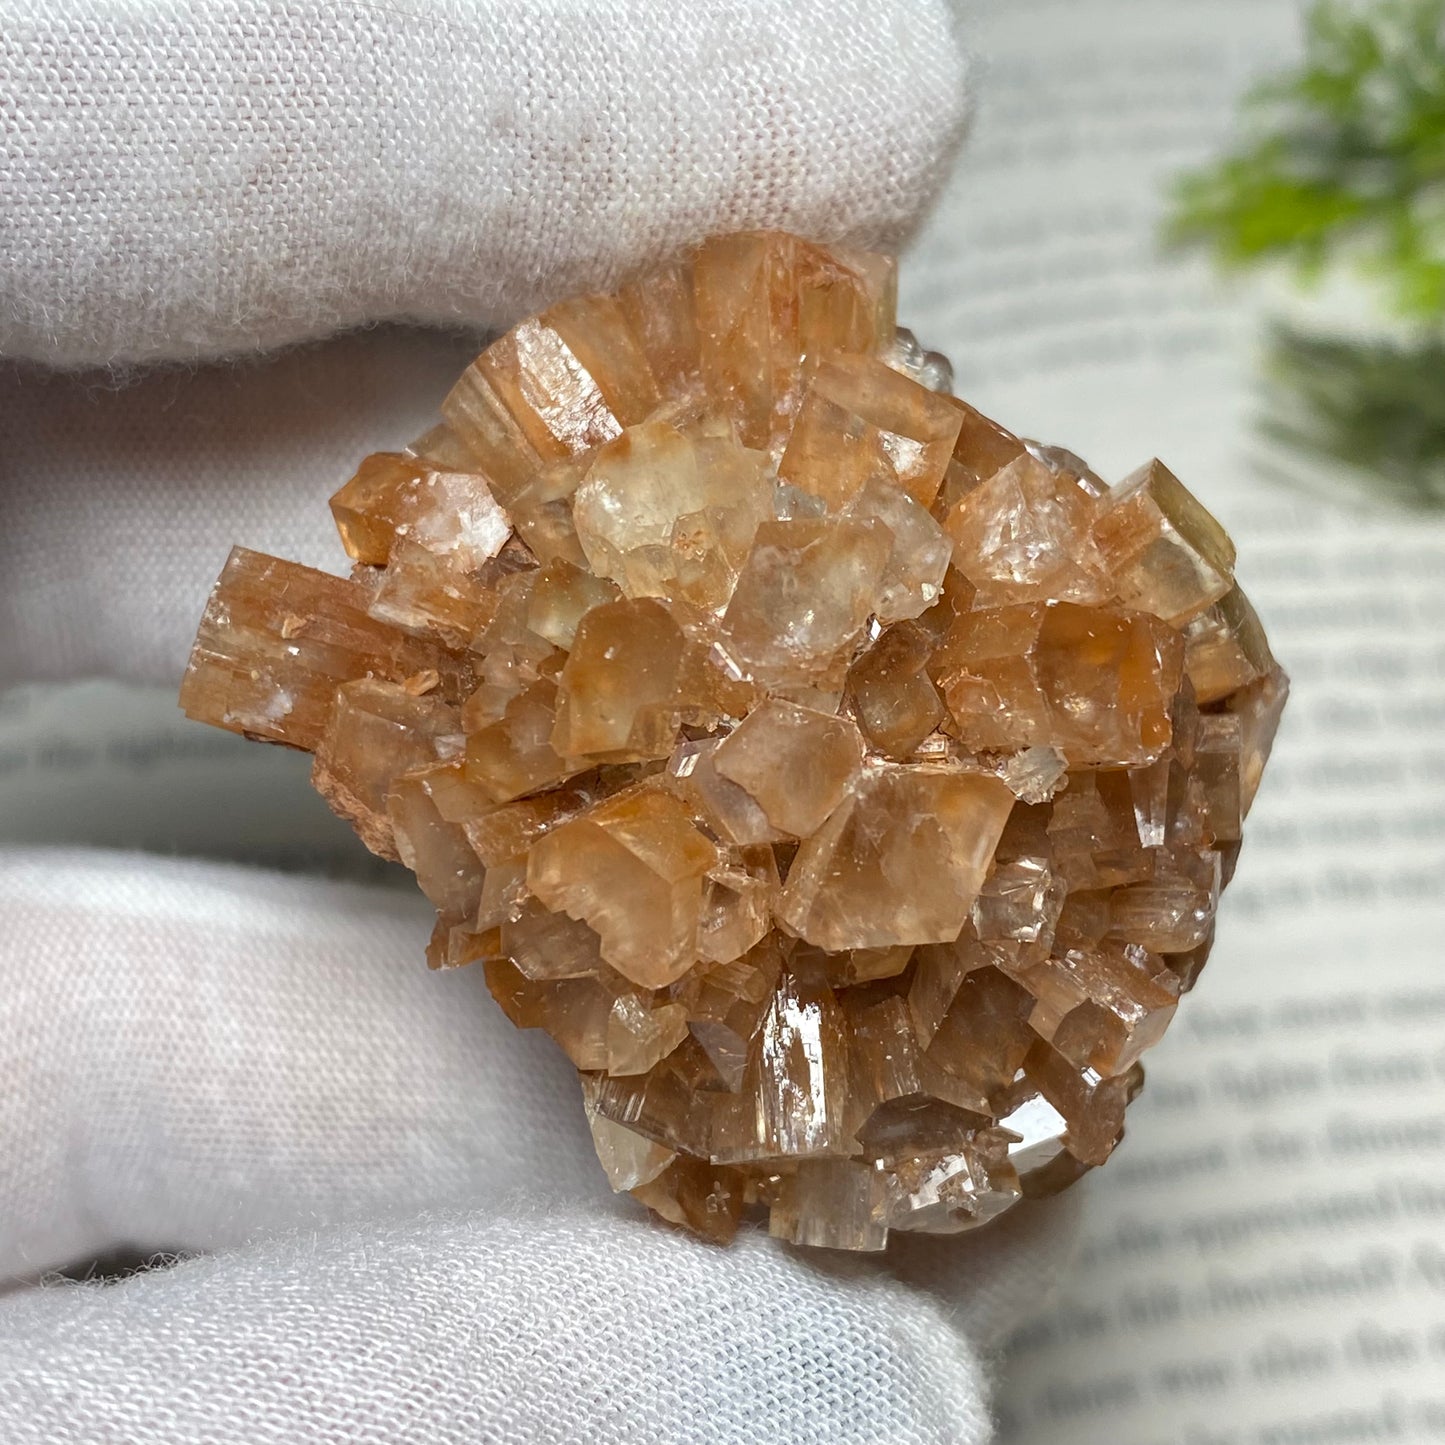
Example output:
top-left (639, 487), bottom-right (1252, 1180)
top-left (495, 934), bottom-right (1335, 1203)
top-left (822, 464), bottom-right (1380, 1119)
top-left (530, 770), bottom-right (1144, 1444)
top-left (0, 4), bottom-right (1082, 1440)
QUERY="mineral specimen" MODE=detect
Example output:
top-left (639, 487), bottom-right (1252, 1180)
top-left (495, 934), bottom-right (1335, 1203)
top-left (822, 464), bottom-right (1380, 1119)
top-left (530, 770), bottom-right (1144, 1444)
top-left (180, 230), bottom-right (1287, 1252)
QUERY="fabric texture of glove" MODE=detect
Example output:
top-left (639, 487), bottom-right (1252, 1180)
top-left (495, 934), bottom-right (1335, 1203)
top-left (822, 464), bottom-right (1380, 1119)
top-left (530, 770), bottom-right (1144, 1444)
top-left (1, 0), bottom-right (969, 366)
top-left (2, 1209), bottom-right (994, 1445)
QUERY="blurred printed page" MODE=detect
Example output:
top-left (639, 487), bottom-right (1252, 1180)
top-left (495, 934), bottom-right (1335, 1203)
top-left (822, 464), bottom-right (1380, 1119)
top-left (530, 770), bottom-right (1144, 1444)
top-left (0, 681), bottom-right (394, 879)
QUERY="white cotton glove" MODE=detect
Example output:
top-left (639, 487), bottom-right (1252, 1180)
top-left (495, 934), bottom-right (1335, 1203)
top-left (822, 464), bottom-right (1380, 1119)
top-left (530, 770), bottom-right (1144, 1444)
top-left (0, 849), bottom-right (1082, 1444)
top-left (1, 0), bottom-right (969, 366)
top-left (0, 3), bottom-right (1085, 1439)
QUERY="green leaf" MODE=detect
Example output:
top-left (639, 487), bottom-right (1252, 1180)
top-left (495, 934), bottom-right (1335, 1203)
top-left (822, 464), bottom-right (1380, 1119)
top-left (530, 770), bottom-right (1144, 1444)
top-left (1164, 0), bottom-right (1445, 324)
top-left (1260, 325), bottom-right (1445, 509)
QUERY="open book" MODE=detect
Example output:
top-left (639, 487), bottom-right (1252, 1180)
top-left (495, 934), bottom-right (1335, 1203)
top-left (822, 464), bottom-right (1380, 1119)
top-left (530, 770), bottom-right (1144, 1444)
top-left (903, 3), bottom-right (1445, 1440)
top-left (2, 1), bottom-right (1442, 1438)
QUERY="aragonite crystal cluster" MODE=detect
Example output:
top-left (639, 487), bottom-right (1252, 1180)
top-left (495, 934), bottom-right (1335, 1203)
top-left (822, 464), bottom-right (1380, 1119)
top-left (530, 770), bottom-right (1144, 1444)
top-left (181, 232), bottom-right (1287, 1251)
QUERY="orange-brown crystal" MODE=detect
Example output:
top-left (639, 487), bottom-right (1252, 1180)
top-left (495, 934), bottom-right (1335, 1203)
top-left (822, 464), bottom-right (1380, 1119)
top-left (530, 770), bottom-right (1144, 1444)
top-left (180, 231), bottom-right (1286, 1252)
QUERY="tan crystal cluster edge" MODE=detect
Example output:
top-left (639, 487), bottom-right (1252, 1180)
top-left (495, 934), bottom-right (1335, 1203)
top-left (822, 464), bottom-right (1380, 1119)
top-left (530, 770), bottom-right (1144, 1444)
top-left (180, 231), bottom-right (1287, 1251)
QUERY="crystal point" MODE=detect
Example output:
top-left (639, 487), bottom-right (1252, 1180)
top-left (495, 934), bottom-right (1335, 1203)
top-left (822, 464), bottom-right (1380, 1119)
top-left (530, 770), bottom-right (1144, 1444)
top-left (1094, 458), bottom-right (1236, 625)
top-left (712, 698), bottom-right (863, 839)
top-left (528, 788), bottom-right (717, 988)
top-left (777, 766), bottom-right (1015, 950)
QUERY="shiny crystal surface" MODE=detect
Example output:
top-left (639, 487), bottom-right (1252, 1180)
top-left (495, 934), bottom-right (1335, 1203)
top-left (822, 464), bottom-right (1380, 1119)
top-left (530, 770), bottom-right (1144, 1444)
top-left (180, 230), bottom-right (1286, 1252)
